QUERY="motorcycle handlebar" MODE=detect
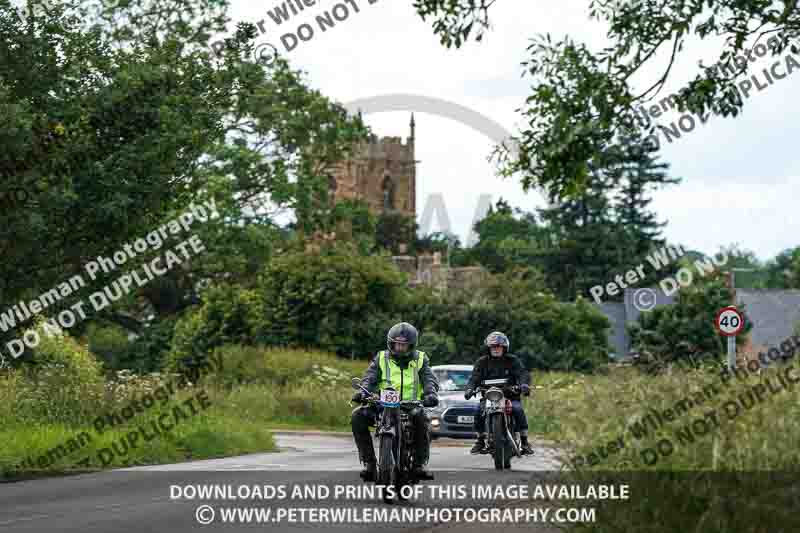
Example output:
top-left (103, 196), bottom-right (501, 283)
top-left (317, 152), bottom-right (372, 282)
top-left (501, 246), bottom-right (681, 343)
top-left (470, 385), bottom-right (523, 398)
top-left (350, 394), bottom-right (378, 406)
top-left (351, 397), bottom-right (424, 408)
top-left (475, 384), bottom-right (521, 391)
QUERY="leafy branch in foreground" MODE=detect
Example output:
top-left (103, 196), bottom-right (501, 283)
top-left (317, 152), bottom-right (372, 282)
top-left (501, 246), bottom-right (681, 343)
top-left (411, 0), bottom-right (800, 199)
top-left (411, 0), bottom-right (496, 48)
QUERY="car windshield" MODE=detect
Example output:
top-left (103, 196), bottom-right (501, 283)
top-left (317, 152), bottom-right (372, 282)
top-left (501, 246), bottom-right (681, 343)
top-left (433, 369), bottom-right (472, 391)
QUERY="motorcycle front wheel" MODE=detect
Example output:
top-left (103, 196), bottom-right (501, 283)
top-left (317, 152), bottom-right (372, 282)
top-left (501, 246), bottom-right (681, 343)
top-left (491, 415), bottom-right (511, 470)
top-left (395, 438), bottom-right (412, 500)
top-left (377, 434), bottom-right (396, 502)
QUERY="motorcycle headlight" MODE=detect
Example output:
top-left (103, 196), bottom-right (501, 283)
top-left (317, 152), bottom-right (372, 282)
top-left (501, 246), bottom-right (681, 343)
top-left (485, 389), bottom-right (503, 402)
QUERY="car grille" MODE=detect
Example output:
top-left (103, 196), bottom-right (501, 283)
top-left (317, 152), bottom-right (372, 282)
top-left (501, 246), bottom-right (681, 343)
top-left (443, 406), bottom-right (478, 424)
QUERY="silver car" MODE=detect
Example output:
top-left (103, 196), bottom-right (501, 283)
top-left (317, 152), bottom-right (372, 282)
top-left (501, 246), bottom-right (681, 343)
top-left (427, 364), bottom-right (481, 439)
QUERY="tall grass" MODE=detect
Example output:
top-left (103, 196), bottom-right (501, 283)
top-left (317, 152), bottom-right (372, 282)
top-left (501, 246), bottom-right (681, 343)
top-left (0, 343), bottom-right (367, 478)
top-left (533, 362), bottom-right (800, 470)
top-left (207, 344), bottom-right (365, 388)
top-left (203, 345), bottom-right (363, 430)
top-left (531, 360), bottom-right (800, 532)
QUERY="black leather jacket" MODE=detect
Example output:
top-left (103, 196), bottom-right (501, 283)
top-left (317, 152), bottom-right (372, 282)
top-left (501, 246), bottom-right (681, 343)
top-left (360, 350), bottom-right (439, 397)
top-left (467, 352), bottom-right (530, 400)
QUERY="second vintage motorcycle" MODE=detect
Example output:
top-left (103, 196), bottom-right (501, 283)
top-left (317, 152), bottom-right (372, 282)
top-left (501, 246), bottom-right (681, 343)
top-left (474, 377), bottom-right (522, 470)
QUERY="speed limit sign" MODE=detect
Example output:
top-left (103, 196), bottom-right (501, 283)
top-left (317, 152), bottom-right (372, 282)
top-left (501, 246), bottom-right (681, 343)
top-left (715, 306), bottom-right (744, 336)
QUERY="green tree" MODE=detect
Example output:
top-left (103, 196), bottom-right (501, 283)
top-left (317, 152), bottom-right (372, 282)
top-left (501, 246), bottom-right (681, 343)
top-left (412, 0), bottom-right (800, 198)
top-left (414, 231), bottom-right (454, 256)
top-left (465, 143), bottom-right (680, 300)
top-left (256, 242), bottom-right (409, 357)
top-left (415, 330), bottom-right (456, 364)
top-left (673, 244), bottom-right (765, 292)
top-left (0, 0), bottom-right (367, 355)
top-left (316, 199), bottom-right (379, 255)
top-left (402, 268), bottom-right (611, 372)
top-left (535, 161), bottom-right (622, 300)
top-left (611, 136), bottom-right (680, 263)
top-left (166, 284), bottom-right (265, 370)
top-left (628, 272), bottom-right (752, 374)
top-left (763, 246), bottom-right (800, 288)
top-left (468, 199), bottom-right (542, 273)
top-left (375, 210), bottom-right (417, 254)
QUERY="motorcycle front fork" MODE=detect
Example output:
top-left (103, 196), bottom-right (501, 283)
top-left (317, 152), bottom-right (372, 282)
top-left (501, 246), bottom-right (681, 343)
top-left (486, 413), bottom-right (521, 455)
top-left (375, 420), bottom-right (413, 466)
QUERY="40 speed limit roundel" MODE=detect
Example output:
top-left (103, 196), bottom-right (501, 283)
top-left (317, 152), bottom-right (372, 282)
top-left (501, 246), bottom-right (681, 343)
top-left (715, 306), bottom-right (745, 336)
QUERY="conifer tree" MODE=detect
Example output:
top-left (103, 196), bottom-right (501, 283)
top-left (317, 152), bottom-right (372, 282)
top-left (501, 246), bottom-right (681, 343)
top-left (611, 134), bottom-right (680, 266)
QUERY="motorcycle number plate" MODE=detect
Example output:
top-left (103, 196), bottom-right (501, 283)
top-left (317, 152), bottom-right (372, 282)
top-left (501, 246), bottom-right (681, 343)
top-left (457, 416), bottom-right (474, 424)
top-left (380, 389), bottom-right (400, 406)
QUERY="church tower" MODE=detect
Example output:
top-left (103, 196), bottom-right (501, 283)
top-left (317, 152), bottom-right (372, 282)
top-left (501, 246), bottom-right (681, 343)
top-left (329, 113), bottom-right (418, 219)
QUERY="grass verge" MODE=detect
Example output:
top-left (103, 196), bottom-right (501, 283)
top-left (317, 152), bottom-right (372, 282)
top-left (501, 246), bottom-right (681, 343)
top-left (0, 385), bottom-right (277, 480)
top-left (530, 359), bottom-right (800, 532)
top-left (0, 346), bottom-right (365, 480)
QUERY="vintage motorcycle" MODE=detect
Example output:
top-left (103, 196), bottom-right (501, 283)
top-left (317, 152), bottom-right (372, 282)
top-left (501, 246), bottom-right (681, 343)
top-left (475, 378), bottom-right (522, 470)
top-left (350, 377), bottom-right (424, 503)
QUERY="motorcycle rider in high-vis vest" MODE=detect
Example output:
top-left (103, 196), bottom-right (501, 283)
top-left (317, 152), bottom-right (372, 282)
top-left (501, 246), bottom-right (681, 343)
top-left (350, 322), bottom-right (440, 482)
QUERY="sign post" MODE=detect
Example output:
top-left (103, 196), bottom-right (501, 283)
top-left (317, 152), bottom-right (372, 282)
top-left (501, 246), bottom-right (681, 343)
top-left (715, 306), bottom-right (745, 370)
top-left (727, 336), bottom-right (736, 370)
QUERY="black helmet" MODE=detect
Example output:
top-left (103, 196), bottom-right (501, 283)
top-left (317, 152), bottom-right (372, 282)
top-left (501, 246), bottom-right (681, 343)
top-left (387, 322), bottom-right (418, 357)
top-left (485, 331), bottom-right (510, 355)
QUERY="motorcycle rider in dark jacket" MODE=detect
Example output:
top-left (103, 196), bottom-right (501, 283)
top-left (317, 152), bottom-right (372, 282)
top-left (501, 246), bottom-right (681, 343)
top-left (350, 322), bottom-right (439, 481)
top-left (464, 331), bottom-right (534, 455)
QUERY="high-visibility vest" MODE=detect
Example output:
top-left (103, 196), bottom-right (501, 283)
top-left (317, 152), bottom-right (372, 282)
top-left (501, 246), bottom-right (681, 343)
top-left (377, 350), bottom-right (426, 401)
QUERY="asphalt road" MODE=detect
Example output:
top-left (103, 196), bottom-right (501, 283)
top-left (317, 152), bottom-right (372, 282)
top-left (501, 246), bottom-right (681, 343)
top-left (0, 433), bottom-right (565, 533)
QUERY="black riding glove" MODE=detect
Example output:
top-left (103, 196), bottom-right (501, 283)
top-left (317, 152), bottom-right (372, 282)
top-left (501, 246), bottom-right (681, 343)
top-left (351, 391), bottom-right (366, 403)
top-left (423, 393), bottom-right (438, 407)
top-left (520, 384), bottom-right (530, 396)
top-left (464, 388), bottom-right (474, 400)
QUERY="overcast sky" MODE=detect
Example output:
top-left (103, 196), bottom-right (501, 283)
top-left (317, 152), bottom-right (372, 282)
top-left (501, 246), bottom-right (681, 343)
top-left (219, 0), bottom-right (798, 262)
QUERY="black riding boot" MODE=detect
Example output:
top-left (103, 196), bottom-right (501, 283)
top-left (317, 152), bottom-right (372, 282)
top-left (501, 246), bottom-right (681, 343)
top-left (470, 433), bottom-right (487, 454)
top-left (360, 462), bottom-right (377, 481)
top-left (412, 411), bottom-right (434, 480)
top-left (412, 438), bottom-right (434, 481)
top-left (352, 407), bottom-right (378, 481)
top-left (520, 435), bottom-right (535, 456)
top-left (355, 431), bottom-right (377, 481)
